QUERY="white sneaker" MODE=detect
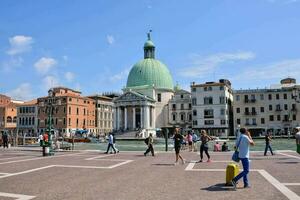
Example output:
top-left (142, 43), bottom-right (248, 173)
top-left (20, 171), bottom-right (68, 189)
top-left (182, 160), bottom-right (186, 164)
top-left (174, 162), bottom-right (178, 166)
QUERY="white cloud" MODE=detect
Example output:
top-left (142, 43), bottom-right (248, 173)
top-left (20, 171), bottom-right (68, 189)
top-left (42, 75), bottom-right (60, 90)
top-left (109, 68), bottom-right (130, 82)
top-left (106, 35), bottom-right (115, 45)
top-left (1, 57), bottom-right (23, 72)
top-left (34, 57), bottom-right (57, 74)
top-left (7, 35), bottom-right (33, 55)
top-left (5, 83), bottom-right (33, 101)
top-left (179, 51), bottom-right (255, 78)
top-left (232, 59), bottom-right (300, 81)
top-left (65, 72), bottom-right (75, 82)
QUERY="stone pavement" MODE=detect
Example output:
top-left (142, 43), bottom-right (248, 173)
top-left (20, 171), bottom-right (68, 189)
top-left (0, 149), bottom-right (299, 200)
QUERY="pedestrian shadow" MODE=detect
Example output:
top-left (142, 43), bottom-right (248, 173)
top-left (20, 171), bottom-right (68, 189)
top-left (201, 183), bottom-right (232, 192)
top-left (152, 163), bottom-right (174, 166)
top-left (135, 155), bottom-right (146, 157)
top-left (251, 157), bottom-right (289, 160)
top-left (276, 161), bottom-right (299, 164)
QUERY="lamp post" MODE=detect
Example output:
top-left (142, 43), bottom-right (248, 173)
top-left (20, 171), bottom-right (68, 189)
top-left (46, 89), bottom-right (55, 156)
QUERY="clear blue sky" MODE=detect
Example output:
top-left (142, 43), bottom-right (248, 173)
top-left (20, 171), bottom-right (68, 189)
top-left (1, 0), bottom-right (300, 100)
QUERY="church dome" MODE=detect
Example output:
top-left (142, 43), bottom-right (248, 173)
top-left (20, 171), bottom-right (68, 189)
top-left (126, 32), bottom-right (173, 91)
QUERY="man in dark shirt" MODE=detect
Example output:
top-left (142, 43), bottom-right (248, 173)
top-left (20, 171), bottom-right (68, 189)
top-left (264, 132), bottom-right (274, 156)
top-left (2, 132), bottom-right (9, 148)
top-left (173, 128), bottom-right (185, 165)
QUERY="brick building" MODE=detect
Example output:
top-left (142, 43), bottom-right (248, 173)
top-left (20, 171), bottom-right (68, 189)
top-left (0, 94), bottom-right (24, 133)
top-left (37, 87), bottom-right (96, 137)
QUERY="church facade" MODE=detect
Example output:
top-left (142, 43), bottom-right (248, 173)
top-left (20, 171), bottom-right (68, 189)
top-left (113, 33), bottom-right (174, 137)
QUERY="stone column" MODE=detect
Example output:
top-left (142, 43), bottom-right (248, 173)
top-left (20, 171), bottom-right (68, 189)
top-left (132, 107), bottom-right (136, 130)
top-left (113, 107), bottom-right (117, 130)
top-left (152, 107), bottom-right (156, 129)
top-left (124, 107), bottom-right (128, 130)
top-left (140, 106), bottom-right (143, 128)
top-left (144, 106), bottom-right (149, 129)
top-left (117, 107), bottom-right (120, 130)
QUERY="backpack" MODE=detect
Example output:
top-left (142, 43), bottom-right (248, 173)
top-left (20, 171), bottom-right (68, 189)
top-left (144, 137), bottom-right (149, 145)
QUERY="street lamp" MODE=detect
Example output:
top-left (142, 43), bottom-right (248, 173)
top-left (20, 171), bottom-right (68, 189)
top-left (45, 89), bottom-right (55, 156)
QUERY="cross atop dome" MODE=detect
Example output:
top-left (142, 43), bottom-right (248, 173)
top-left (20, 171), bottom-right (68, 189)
top-left (144, 30), bottom-right (155, 59)
top-left (147, 30), bottom-right (152, 40)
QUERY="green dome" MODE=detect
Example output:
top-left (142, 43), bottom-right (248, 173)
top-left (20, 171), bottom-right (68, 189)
top-left (126, 58), bottom-right (174, 90)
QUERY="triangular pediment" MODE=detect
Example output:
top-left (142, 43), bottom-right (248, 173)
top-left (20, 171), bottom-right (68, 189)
top-left (113, 91), bottom-right (155, 103)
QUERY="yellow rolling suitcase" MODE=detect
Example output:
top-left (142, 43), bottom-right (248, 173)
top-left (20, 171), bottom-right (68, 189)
top-left (226, 163), bottom-right (239, 186)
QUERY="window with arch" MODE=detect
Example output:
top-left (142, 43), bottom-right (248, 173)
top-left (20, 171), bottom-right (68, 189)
top-left (172, 113), bottom-right (176, 121)
top-left (7, 116), bottom-right (12, 123)
top-left (180, 113), bottom-right (185, 121)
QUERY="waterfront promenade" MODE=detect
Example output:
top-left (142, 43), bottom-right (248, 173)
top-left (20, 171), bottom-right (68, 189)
top-left (0, 149), bottom-right (299, 200)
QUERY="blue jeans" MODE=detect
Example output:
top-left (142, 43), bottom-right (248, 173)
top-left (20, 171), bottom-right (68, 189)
top-left (264, 143), bottom-right (273, 155)
top-left (233, 158), bottom-right (249, 187)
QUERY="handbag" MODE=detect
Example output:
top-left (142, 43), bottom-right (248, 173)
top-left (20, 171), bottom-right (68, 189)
top-left (232, 137), bottom-right (242, 162)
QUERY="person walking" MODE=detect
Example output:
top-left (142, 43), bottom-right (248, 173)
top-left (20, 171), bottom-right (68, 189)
top-left (110, 133), bottom-right (119, 153)
top-left (105, 133), bottom-right (117, 154)
top-left (192, 131), bottom-right (198, 152)
top-left (295, 127), bottom-right (300, 154)
top-left (231, 128), bottom-right (255, 189)
top-left (173, 128), bottom-right (185, 165)
top-left (264, 132), bottom-right (274, 156)
top-left (2, 132), bottom-right (9, 148)
top-left (187, 132), bottom-right (193, 152)
top-left (199, 130), bottom-right (212, 162)
top-left (144, 133), bottom-right (154, 156)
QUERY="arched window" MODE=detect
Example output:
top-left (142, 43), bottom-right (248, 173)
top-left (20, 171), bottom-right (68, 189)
top-left (7, 116), bottom-right (12, 123)
top-left (25, 117), bottom-right (28, 125)
top-left (29, 117), bottom-right (32, 125)
top-left (13, 116), bottom-right (17, 123)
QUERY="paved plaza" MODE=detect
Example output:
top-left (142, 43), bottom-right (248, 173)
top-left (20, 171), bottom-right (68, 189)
top-left (0, 149), bottom-right (299, 200)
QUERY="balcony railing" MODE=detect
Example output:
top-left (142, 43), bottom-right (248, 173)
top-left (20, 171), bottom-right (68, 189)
top-left (204, 115), bottom-right (214, 119)
top-left (245, 123), bottom-right (257, 126)
top-left (244, 99), bottom-right (256, 103)
top-left (275, 108), bottom-right (282, 112)
top-left (244, 111), bottom-right (257, 115)
top-left (291, 108), bottom-right (297, 112)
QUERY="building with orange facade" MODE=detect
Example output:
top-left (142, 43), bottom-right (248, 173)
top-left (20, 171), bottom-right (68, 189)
top-left (37, 87), bottom-right (96, 137)
top-left (0, 94), bottom-right (24, 134)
